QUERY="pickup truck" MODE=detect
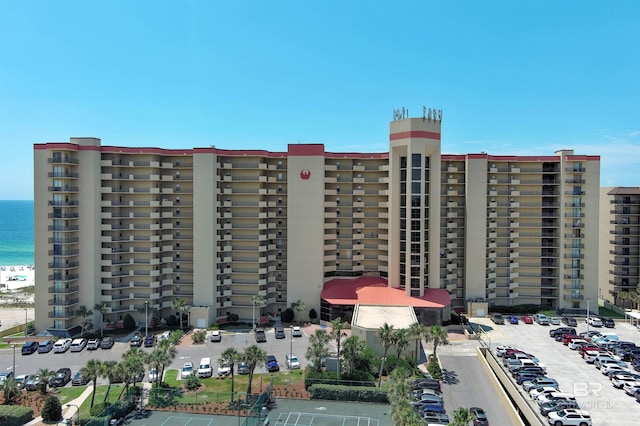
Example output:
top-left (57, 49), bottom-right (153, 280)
top-left (254, 328), bottom-right (266, 343)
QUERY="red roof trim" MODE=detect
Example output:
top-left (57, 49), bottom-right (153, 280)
top-left (390, 131), bottom-right (441, 141)
top-left (288, 144), bottom-right (325, 156)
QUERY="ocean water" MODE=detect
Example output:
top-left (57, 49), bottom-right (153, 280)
top-left (0, 200), bottom-right (34, 266)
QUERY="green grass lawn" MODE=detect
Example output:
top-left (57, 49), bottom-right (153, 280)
top-left (597, 306), bottom-right (626, 319)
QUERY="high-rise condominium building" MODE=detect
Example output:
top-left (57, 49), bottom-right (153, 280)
top-left (599, 187), bottom-right (640, 307)
top-left (33, 115), bottom-right (600, 335)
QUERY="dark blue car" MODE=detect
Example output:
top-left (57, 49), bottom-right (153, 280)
top-left (508, 315), bottom-right (519, 324)
top-left (21, 341), bottom-right (38, 355)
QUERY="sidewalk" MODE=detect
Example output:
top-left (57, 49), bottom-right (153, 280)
top-left (26, 386), bottom-right (93, 426)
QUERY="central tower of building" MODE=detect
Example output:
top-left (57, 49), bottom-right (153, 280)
top-left (388, 115), bottom-right (442, 297)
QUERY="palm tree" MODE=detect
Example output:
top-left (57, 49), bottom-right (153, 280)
top-left (393, 328), bottom-right (411, 362)
top-left (408, 322), bottom-right (426, 372)
top-left (341, 335), bottom-right (366, 375)
top-left (618, 291), bottom-right (631, 308)
top-left (329, 317), bottom-right (348, 380)
top-left (292, 299), bottom-right (306, 325)
top-left (76, 305), bottom-right (93, 337)
top-left (94, 302), bottom-right (108, 338)
top-left (81, 359), bottom-right (103, 409)
top-left (450, 407), bottom-right (475, 426)
top-left (172, 298), bottom-right (188, 330)
top-left (2, 377), bottom-right (20, 405)
top-left (219, 347), bottom-right (239, 401)
top-left (376, 322), bottom-right (395, 387)
top-left (427, 325), bottom-right (449, 360)
top-left (388, 368), bottom-right (421, 426)
top-left (305, 329), bottom-right (330, 372)
top-left (117, 348), bottom-right (145, 400)
top-left (241, 345), bottom-right (266, 396)
top-left (153, 338), bottom-right (178, 387)
top-left (100, 360), bottom-right (118, 403)
top-left (252, 294), bottom-right (266, 328)
top-left (37, 368), bottom-right (55, 396)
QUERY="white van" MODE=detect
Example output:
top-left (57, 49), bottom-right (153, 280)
top-left (197, 357), bottom-right (213, 378)
top-left (70, 338), bottom-right (87, 352)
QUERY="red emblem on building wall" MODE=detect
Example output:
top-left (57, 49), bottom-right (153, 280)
top-left (300, 169), bottom-right (311, 180)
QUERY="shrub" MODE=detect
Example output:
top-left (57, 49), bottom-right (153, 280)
top-left (191, 329), bottom-right (207, 344)
top-left (41, 396), bottom-right (62, 422)
top-left (184, 375), bottom-right (201, 391)
top-left (167, 315), bottom-right (178, 326)
top-left (340, 370), bottom-right (375, 386)
top-left (281, 308), bottom-right (294, 323)
top-left (123, 313), bottom-right (136, 329)
top-left (0, 406), bottom-right (34, 426)
top-left (309, 308), bottom-right (318, 321)
top-left (308, 384), bottom-right (388, 403)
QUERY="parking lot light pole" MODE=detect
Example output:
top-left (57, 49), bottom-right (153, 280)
top-left (144, 301), bottom-right (149, 337)
top-left (66, 404), bottom-right (79, 425)
top-left (12, 344), bottom-right (16, 378)
top-left (290, 326), bottom-right (293, 369)
top-left (24, 308), bottom-right (28, 342)
top-left (586, 298), bottom-right (590, 335)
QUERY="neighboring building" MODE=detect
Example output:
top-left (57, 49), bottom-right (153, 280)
top-left (599, 187), bottom-right (640, 307)
top-left (33, 113), bottom-right (601, 335)
top-left (351, 304), bottom-right (419, 357)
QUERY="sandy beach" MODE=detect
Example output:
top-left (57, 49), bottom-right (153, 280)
top-left (0, 265), bottom-right (35, 330)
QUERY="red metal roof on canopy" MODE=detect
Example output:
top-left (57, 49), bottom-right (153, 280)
top-left (321, 276), bottom-right (450, 308)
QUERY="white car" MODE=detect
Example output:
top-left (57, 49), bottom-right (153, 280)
top-left (623, 381), bottom-right (640, 396)
top-left (600, 364), bottom-right (628, 376)
top-left (549, 317), bottom-right (561, 325)
top-left (586, 317), bottom-right (603, 327)
top-left (568, 339), bottom-right (588, 350)
top-left (547, 409), bottom-right (592, 426)
top-left (53, 338), bottom-right (72, 353)
top-left (292, 326), bottom-right (302, 337)
top-left (612, 374), bottom-right (638, 388)
top-left (495, 345), bottom-right (516, 357)
top-left (286, 353), bottom-right (300, 369)
top-left (181, 361), bottom-right (193, 379)
top-left (217, 361), bottom-right (231, 377)
top-left (148, 368), bottom-right (158, 383)
top-left (530, 386), bottom-right (559, 400)
top-left (70, 338), bottom-right (87, 352)
top-left (86, 339), bottom-right (100, 350)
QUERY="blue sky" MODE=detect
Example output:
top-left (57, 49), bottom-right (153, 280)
top-left (1, 0), bottom-right (638, 200)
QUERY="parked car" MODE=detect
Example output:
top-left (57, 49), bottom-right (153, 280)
top-left (549, 317), bottom-right (561, 325)
top-left (507, 315), bottom-right (519, 324)
top-left (144, 334), bottom-right (157, 347)
top-left (292, 326), bottom-right (303, 337)
top-left (100, 337), bottom-right (115, 349)
top-left (562, 316), bottom-right (578, 327)
top-left (586, 317), bottom-right (603, 327)
top-left (521, 315), bottom-right (533, 324)
top-left (495, 345), bottom-right (517, 357)
top-left (0, 371), bottom-right (14, 385)
top-left (38, 339), bottom-right (54, 353)
top-left (523, 377), bottom-right (559, 392)
top-left (491, 313), bottom-right (505, 325)
top-left (86, 338), bottom-right (100, 350)
top-left (53, 338), bottom-right (72, 353)
top-left (181, 361), bottom-right (194, 379)
top-left (539, 399), bottom-right (580, 417)
top-left (254, 328), bottom-right (267, 343)
top-left (49, 368), bottom-right (72, 387)
top-left (129, 333), bottom-right (142, 347)
top-left (286, 353), bottom-right (300, 369)
top-left (21, 341), bottom-right (38, 355)
top-left (547, 409), bottom-right (592, 426)
top-left (266, 355), bottom-right (280, 372)
top-left (14, 374), bottom-right (28, 389)
top-left (603, 318), bottom-right (616, 328)
top-left (237, 362), bottom-right (249, 375)
top-left (534, 314), bottom-right (550, 325)
top-left (24, 374), bottom-right (42, 391)
top-left (210, 330), bottom-right (222, 343)
top-left (274, 326), bottom-right (286, 339)
top-left (70, 338), bottom-right (87, 352)
top-left (72, 371), bottom-right (89, 386)
top-left (217, 361), bottom-right (231, 377)
top-left (469, 407), bottom-right (489, 426)
top-left (148, 368), bottom-right (158, 383)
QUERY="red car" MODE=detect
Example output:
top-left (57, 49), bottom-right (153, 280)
top-left (579, 345), bottom-right (600, 357)
top-left (522, 316), bottom-right (533, 324)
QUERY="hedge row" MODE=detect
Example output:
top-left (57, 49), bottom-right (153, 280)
top-left (308, 384), bottom-right (388, 403)
top-left (0, 406), bottom-right (34, 426)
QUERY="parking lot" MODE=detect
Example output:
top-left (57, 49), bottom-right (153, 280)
top-left (476, 316), bottom-right (640, 426)
top-left (0, 326), bottom-right (311, 386)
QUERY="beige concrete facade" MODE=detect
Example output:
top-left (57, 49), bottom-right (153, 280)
top-left (33, 117), bottom-right (602, 334)
top-left (599, 187), bottom-right (640, 307)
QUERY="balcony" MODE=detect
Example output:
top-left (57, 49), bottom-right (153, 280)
top-left (48, 285), bottom-right (80, 293)
top-left (48, 311), bottom-right (75, 318)
top-left (48, 298), bottom-right (79, 306)
top-left (563, 294), bottom-right (584, 300)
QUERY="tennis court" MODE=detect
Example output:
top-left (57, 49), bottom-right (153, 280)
top-left (274, 412), bottom-right (379, 426)
top-left (159, 415), bottom-right (216, 426)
